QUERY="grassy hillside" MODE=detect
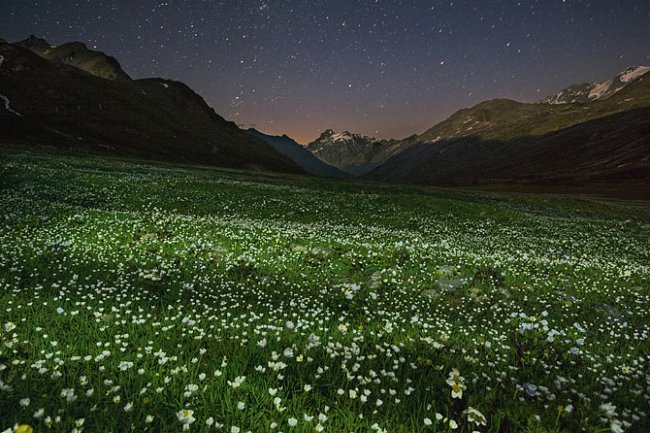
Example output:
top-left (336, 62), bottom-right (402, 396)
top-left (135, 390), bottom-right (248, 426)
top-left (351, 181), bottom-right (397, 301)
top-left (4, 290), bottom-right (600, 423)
top-left (367, 107), bottom-right (650, 189)
top-left (1, 150), bottom-right (649, 433)
top-left (409, 74), bottom-right (650, 145)
top-left (365, 74), bottom-right (650, 188)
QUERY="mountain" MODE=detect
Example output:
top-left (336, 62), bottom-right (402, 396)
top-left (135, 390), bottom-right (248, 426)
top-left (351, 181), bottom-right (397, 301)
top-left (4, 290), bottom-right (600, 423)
top-left (367, 107), bottom-right (650, 186)
top-left (541, 66), bottom-right (650, 104)
top-left (366, 68), bottom-right (650, 187)
top-left (0, 37), bottom-right (303, 174)
top-left (305, 129), bottom-right (403, 176)
top-left (245, 128), bottom-right (348, 178)
top-left (16, 35), bottom-right (131, 81)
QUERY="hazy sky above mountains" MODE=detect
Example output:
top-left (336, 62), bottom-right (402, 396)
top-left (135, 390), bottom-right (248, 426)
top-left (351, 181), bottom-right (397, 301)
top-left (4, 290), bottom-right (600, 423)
top-left (2, 0), bottom-right (649, 143)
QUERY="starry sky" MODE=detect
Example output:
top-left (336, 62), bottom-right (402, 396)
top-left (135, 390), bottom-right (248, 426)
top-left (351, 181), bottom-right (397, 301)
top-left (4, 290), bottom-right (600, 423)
top-left (2, 1), bottom-right (649, 143)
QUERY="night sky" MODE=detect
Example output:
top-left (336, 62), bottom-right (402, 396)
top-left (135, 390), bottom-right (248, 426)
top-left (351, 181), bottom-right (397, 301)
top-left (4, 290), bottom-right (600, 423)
top-left (2, 1), bottom-right (649, 143)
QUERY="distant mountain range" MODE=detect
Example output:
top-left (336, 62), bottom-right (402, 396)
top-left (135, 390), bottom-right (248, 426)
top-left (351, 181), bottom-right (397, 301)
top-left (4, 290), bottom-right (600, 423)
top-left (245, 128), bottom-right (347, 178)
top-left (363, 66), bottom-right (650, 186)
top-left (305, 129), bottom-right (405, 176)
top-left (541, 66), bottom-right (650, 104)
top-left (0, 36), bottom-right (302, 173)
top-left (304, 66), bottom-right (649, 187)
top-left (1, 34), bottom-right (648, 189)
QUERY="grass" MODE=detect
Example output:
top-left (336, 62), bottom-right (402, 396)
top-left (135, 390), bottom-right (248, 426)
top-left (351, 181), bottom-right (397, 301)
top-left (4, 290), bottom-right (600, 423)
top-left (0, 150), bottom-right (648, 433)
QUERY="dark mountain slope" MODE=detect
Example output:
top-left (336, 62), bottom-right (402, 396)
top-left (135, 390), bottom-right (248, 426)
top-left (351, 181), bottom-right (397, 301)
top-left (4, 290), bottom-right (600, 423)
top-left (366, 71), bottom-right (650, 187)
top-left (366, 107), bottom-right (650, 186)
top-left (0, 41), bottom-right (303, 173)
top-left (245, 129), bottom-right (348, 178)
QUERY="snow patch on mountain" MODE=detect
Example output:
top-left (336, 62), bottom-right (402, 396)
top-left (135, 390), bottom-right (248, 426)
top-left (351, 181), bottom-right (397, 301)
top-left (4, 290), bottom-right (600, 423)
top-left (542, 66), bottom-right (650, 105)
top-left (619, 66), bottom-right (650, 83)
top-left (1, 94), bottom-right (23, 116)
top-left (331, 132), bottom-right (353, 142)
top-left (588, 80), bottom-right (611, 100)
top-left (317, 130), bottom-right (374, 144)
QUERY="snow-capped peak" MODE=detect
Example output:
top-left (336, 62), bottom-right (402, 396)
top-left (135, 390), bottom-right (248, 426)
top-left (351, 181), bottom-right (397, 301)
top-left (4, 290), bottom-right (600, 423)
top-left (541, 65), bottom-right (649, 105)
top-left (316, 129), bottom-right (374, 144)
top-left (619, 66), bottom-right (650, 83)
top-left (330, 131), bottom-right (353, 142)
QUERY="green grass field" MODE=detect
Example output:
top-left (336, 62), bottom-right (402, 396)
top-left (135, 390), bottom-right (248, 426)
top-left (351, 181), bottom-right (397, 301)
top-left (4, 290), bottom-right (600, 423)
top-left (1, 150), bottom-right (648, 433)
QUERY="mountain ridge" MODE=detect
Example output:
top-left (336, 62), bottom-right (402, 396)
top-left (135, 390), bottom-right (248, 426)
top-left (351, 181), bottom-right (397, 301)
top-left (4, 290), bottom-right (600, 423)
top-left (364, 71), bottom-right (650, 187)
top-left (2, 35), bottom-right (648, 188)
top-left (305, 129), bottom-right (403, 176)
top-left (304, 66), bottom-right (650, 180)
top-left (540, 65), bottom-right (650, 105)
top-left (246, 128), bottom-right (348, 178)
top-left (16, 35), bottom-right (131, 81)
top-left (0, 37), bottom-right (303, 174)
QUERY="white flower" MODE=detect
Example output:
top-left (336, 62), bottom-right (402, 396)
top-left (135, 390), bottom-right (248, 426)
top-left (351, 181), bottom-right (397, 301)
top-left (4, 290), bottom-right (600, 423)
top-left (450, 382), bottom-right (465, 399)
top-left (464, 407), bottom-right (487, 426)
top-left (237, 401), bottom-right (246, 410)
top-left (288, 417), bottom-right (298, 427)
top-left (231, 426), bottom-right (241, 433)
top-left (449, 419), bottom-right (459, 430)
top-left (446, 368), bottom-right (466, 399)
top-left (19, 398), bottom-right (30, 407)
top-left (61, 388), bottom-right (77, 402)
top-left (610, 420), bottom-right (624, 433)
top-left (3, 322), bottom-right (16, 332)
top-left (177, 409), bottom-right (196, 426)
top-left (206, 417), bottom-right (214, 426)
top-left (600, 403), bottom-right (617, 418)
top-left (145, 415), bottom-right (154, 423)
top-left (228, 376), bottom-right (246, 388)
top-left (424, 417), bottom-right (432, 426)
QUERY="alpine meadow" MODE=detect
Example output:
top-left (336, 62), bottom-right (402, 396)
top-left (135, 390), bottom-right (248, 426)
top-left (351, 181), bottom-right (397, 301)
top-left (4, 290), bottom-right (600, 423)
top-left (0, 151), bottom-right (648, 433)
